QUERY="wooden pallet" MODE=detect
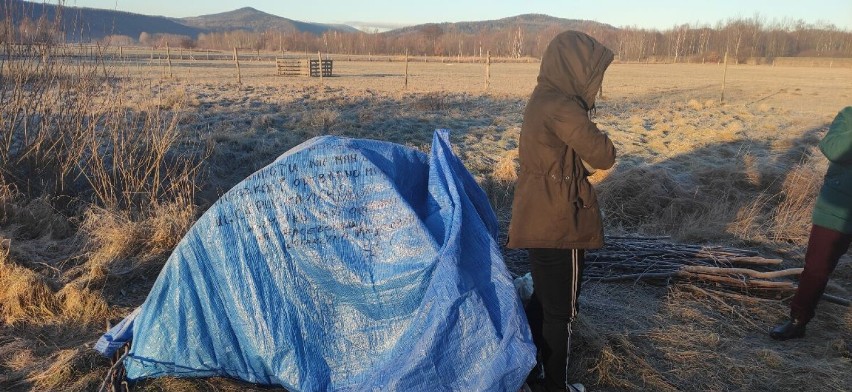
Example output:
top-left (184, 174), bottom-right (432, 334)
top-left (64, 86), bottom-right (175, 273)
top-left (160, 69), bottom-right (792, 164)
top-left (309, 59), bottom-right (333, 77)
top-left (276, 59), bottom-right (333, 77)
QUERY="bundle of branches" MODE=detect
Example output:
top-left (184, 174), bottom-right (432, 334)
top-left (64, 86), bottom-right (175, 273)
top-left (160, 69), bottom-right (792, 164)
top-left (584, 236), bottom-right (849, 306)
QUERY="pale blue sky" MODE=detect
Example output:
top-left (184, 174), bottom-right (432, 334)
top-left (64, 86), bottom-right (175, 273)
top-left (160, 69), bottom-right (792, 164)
top-left (68, 0), bottom-right (852, 31)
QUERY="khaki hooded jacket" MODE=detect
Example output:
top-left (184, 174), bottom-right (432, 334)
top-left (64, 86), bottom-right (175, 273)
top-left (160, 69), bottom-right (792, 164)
top-left (507, 31), bottom-right (616, 249)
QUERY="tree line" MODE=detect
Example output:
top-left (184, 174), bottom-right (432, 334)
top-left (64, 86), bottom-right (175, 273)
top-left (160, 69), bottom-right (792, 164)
top-left (4, 14), bottom-right (851, 62)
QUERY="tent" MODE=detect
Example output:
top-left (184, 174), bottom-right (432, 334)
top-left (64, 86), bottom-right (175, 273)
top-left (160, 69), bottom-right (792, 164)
top-left (96, 130), bottom-right (535, 391)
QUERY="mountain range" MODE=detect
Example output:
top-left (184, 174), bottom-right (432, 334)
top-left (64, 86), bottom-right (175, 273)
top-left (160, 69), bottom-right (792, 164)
top-left (2, 0), bottom-right (614, 41)
top-left (179, 7), bottom-right (360, 35)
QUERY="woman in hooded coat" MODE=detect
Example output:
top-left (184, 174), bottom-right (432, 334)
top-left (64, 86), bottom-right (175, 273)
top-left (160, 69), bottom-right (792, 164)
top-left (508, 31), bottom-right (616, 392)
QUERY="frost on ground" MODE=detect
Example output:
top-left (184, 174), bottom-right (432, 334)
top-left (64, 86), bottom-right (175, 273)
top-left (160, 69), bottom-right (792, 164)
top-left (1, 60), bottom-right (850, 391)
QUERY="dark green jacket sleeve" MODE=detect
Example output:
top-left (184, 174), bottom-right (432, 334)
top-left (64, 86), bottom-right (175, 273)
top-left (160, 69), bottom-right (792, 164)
top-left (820, 106), bottom-right (852, 164)
top-left (813, 106), bottom-right (852, 234)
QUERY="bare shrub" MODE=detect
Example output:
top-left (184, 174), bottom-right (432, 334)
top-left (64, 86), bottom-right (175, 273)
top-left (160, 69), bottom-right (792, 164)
top-left (2, 31), bottom-right (205, 218)
top-left (0, 8), bottom-right (204, 387)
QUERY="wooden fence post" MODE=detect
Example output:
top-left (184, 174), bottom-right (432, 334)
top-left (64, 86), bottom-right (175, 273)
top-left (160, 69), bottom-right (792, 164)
top-left (166, 43), bottom-right (173, 78)
top-left (404, 49), bottom-right (409, 90)
top-left (484, 50), bottom-right (490, 91)
top-left (318, 51), bottom-right (323, 85)
top-left (721, 50), bottom-right (729, 103)
top-left (234, 47), bottom-right (242, 85)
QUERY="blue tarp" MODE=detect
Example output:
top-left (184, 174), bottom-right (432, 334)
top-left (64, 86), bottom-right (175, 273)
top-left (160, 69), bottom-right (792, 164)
top-left (97, 130), bottom-right (535, 391)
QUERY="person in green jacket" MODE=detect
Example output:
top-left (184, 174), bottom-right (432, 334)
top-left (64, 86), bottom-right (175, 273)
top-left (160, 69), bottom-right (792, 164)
top-left (771, 106), bottom-right (852, 340)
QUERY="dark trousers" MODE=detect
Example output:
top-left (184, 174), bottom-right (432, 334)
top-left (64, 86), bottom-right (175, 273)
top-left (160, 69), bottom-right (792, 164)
top-left (790, 224), bottom-right (852, 323)
top-left (525, 248), bottom-right (585, 391)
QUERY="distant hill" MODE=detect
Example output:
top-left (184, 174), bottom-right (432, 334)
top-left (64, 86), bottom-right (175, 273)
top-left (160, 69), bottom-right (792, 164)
top-left (1, 0), bottom-right (202, 41)
top-left (386, 14), bottom-right (617, 37)
top-left (179, 7), bottom-right (359, 35)
top-left (1, 1), bottom-right (357, 42)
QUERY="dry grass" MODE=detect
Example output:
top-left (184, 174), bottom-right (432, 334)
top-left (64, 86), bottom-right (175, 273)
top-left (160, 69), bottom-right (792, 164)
top-left (731, 153), bottom-right (826, 244)
top-left (492, 149), bottom-right (520, 182)
top-left (565, 282), bottom-right (852, 391)
top-left (0, 31), bottom-right (203, 391)
top-left (2, 34), bottom-right (852, 392)
top-left (0, 247), bottom-right (60, 324)
top-left (79, 201), bottom-right (194, 281)
top-left (770, 159), bottom-right (825, 242)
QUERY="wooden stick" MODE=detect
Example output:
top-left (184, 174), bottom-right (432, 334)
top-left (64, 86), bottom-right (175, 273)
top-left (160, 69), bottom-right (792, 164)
top-left (684, 285), bottom-right (780, 303)
top-left (680, 285), bottom-right (764, 331)
top-left (682, 272), bottom-right (795, 290)
top-left (598, 270), bottom-right (796, 291)
top-left (820, 293), bottom-right (851, 307)
top-left (682, 266), bottom-right (803, 280)
top-left (404, 49), bottom-right (409, 90)
top-left (598, 272), bottom-right (679, 282)
top-left (718, 256), bottom-right (782, 265)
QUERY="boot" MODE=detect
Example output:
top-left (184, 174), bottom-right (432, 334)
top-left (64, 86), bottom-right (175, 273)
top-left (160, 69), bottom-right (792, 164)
top-left (769, 318), bottom-right (806, 341)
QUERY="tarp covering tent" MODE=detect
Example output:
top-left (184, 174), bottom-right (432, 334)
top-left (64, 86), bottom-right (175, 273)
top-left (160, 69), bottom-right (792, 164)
top-left (96, 130), bottom-right (536, 391)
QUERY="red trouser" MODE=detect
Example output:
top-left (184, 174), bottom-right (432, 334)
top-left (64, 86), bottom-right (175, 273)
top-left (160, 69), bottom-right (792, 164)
top-left (790, 225), bottom-right (852, 323)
